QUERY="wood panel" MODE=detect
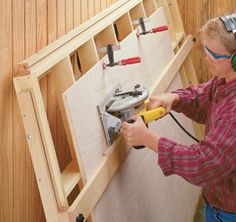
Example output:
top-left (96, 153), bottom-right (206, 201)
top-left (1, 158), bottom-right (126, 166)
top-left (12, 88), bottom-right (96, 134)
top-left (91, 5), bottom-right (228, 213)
top-left (1, 0), bottom-right (236, 221)
top-left (0, 0), bottom-right (13, 222)
top-left (66, 0), bottom-right (74, 33)
top-left (48, 0), bottom-right (57, 43)
top-left (74, 0), bottom-right (81, 27)
top-left (57, 0), bottom-right (66, 37)
top-left (12, 1), bottom-right (25, 222)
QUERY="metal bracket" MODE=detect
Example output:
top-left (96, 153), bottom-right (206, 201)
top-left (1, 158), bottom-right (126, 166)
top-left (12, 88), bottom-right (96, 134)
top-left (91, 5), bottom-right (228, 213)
top-left (98, 84), bottom-right (122, 146)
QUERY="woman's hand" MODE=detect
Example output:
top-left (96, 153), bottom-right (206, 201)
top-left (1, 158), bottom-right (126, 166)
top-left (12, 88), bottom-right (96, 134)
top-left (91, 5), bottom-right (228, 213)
top-left (148, 93), bottom-right (180, 113)
top-left (121, 116), bottom-right (159, 152)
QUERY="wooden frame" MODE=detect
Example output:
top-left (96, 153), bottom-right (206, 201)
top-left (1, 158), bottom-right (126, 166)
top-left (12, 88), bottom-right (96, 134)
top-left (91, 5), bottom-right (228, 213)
top-left (13, 0), bottom-right (203, 221)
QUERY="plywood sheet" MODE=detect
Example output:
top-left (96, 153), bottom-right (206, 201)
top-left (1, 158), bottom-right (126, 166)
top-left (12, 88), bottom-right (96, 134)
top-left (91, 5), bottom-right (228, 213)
top-left (93, 75), bottom-right (200, 222)
top-left (63, 8), bottom-right (200, 222)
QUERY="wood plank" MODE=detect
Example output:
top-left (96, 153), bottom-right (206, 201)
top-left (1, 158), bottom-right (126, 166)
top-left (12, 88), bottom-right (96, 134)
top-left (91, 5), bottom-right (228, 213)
top-left (114, 13), bottom-right (133, 41)
top-left (167, 0), bottom-right (184, 34)
top-left (95, 0), bottom-right (101, 14)
top-left (36, 0), bottom-right (47, 50)
top-left (81, 0), bottom-right (88, 23)
top-left (25, 0), bottom-right (37, 56)
top-left (48, 0), bottom-right (67, 185)
top-left (50, 56), bottom-right (77, 160)
top-left (12, 1), bottom-right (36, 221)
top-left (155, 0), bottom-right (176, 43)
top-left (76, 38), bottom-right (99, 73)
top-left (74, 0), bottom-right (81, 27)
top-left (13, 0), bottom-right (46, 221)
top-left (142, 0), bottom-right (157, 16)
top-left (48, 0), bottom-right (57, 43)
top-left (66, 0), bottom-right (74, 33)
top-left (210, 0), bottom-right (235, 17)
top-left (13, 83), bottom-right (60, 222)
top-left (176, 0), bottom-right (185, 26)
top-left (26, 0), bottom-right (46, 221)
top-left (101, 0), bottom-right (106, 11)
top-left (94, 24), bottom-right (118, 58)
top-left (0, 0), bottom-right (13, 221)
top-left (14, 76), bottom-right (69, 210)
top-left (88, 0), bottom-right (95, 19)
top-left (36, 1), bottom-right (48, 170)
top-left (185, 0), bottom-right (207, 83)
top-left (57, 0), bottom-right (66, 37)
top-left (62, 160), bottom-right (81, 196)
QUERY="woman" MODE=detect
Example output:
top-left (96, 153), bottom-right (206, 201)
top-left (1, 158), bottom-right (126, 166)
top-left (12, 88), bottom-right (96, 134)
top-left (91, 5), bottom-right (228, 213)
top-left (121, 15), bottom-right (236, 222)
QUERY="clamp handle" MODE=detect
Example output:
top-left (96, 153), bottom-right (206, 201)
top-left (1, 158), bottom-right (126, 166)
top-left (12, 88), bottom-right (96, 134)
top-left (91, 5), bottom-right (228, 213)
top-left (120, 57), bottom-right (141, 65)
top-left (151, 25), bottom-right (168, 33)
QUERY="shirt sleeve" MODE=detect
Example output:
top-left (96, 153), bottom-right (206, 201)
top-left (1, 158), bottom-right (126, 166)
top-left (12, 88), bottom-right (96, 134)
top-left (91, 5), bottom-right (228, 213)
top-left (158, 114), bottom-right (236, 187)
top-left (171, 78), bottom-right (218, 124)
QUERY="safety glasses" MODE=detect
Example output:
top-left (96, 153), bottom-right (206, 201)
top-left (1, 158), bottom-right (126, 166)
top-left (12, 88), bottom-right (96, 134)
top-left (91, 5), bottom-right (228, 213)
top-left (204, 46), bottom-right (231, 59)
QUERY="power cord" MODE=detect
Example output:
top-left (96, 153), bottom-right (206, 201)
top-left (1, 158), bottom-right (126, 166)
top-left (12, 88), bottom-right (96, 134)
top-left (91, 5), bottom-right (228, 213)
top-left (169, 111), bottom-right (200, 143)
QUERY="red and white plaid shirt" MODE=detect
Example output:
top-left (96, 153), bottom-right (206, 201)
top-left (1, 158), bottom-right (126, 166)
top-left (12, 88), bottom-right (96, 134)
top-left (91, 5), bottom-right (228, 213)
top-left (158, 77), bottom-right (236, 213)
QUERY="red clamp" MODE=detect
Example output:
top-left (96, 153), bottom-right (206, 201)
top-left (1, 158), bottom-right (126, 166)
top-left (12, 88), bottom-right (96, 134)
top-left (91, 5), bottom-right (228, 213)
top-left (101, 44), bottom-right (141, 69)
top-left (135, 17), bottom-right (168, 37)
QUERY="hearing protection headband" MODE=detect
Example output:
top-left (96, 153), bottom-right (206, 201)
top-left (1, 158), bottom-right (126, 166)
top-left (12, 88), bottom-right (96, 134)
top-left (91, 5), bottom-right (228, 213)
top-left (220, 14), bottom-right (236, 71)
top-left (220, 14), bottom-right (236, 38)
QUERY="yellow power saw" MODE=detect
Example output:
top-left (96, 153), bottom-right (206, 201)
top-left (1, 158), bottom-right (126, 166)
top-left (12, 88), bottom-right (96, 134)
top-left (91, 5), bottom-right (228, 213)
top-left (98, 84), bottom-right (165, 149)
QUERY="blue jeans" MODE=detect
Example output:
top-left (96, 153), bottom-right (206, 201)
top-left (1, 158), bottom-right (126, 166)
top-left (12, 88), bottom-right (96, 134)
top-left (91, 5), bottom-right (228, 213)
top-left (204, 201), bottom-right (236, 222)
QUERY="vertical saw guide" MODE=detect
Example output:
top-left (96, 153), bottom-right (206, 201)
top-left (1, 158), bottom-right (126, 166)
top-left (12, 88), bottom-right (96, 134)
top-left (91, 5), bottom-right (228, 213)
top-left (97, 84), bottom-right (165, 147)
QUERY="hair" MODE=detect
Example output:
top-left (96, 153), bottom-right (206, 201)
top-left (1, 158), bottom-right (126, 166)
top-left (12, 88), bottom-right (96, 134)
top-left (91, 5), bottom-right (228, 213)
top-left (200, 17), bottom-right (236, 53)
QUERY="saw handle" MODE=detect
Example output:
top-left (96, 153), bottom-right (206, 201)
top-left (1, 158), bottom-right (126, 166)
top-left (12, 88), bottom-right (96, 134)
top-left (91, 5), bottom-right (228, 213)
top-left (126, 119), bottom-right (145, 149)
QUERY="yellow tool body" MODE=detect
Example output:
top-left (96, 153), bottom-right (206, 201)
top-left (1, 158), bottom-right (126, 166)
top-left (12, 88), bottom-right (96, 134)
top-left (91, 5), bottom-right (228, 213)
top-left (136, 99), bottom-right (166, 123)
top-left (137, 106), bottom-right (166, 123)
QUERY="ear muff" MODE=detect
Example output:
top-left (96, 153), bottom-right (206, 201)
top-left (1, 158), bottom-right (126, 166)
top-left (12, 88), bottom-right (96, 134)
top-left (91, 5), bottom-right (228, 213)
top-left (231, 52), bottom-right (236, 71)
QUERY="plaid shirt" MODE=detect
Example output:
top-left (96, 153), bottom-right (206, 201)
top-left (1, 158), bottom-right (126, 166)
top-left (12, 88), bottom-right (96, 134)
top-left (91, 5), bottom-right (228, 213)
top-left (158, 77), bottom-right (236, 213)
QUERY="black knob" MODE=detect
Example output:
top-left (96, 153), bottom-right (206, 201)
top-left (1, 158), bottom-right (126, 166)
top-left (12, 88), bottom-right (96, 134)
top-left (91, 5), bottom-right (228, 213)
top-left (134, 84), bottom-right (140, 89)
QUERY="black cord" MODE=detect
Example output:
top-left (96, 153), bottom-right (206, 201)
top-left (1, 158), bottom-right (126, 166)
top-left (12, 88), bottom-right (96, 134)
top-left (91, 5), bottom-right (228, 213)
top-left (169, 111), bottom-right (200, 143)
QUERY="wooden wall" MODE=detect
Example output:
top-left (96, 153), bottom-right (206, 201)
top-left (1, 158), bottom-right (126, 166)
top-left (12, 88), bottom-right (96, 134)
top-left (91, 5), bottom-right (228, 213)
top-left (0, 1), bottom-right (235, 222)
